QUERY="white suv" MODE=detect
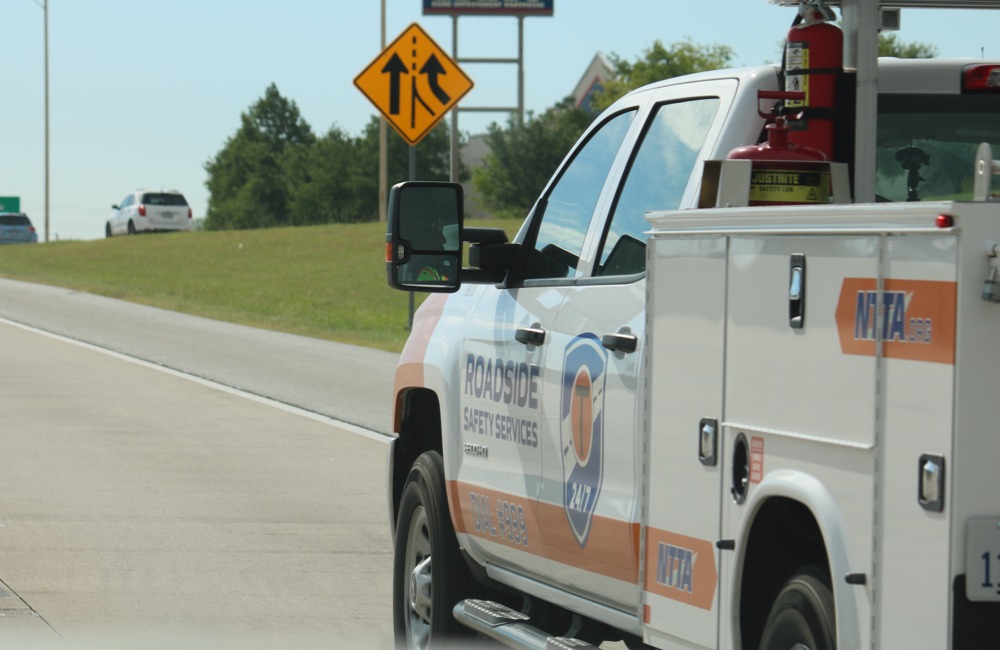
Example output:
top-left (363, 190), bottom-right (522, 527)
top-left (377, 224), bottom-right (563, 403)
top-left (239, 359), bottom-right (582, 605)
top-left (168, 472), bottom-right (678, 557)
top-left (106, 190), bottom-right (192, 237)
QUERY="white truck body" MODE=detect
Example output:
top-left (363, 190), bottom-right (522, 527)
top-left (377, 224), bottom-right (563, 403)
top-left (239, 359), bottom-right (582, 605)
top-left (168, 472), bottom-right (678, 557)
top-left (385, 4), bottom-right (1000, 648)
top-left (644, 200), bottom-right (1000, 649)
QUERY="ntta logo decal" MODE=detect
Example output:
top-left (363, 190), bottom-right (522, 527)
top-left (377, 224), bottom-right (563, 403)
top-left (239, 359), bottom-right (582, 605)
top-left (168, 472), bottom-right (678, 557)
top-left (835, 278), bottom-right (956, 365)
top-left (560, 334), bottom-right (607, 548)
top-left (643, 529), bottom-right (717, 611)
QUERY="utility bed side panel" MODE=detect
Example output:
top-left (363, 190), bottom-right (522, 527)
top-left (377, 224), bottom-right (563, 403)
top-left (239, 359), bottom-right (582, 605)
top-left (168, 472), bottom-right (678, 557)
top-left (722, 233), bottom-right (878, 650)
top-left (948, 204), bottom-right (1000, 648)
top-left (645, 202), bottom-right (967, 649)
top-left (643, 235), bottom-right (727, 649)
top-left (873, 232), bottom-right (957, 648)
top-left (724, 235), bottom-right (879, 447)
top-left (951, 204), bottom-right (1000, 532)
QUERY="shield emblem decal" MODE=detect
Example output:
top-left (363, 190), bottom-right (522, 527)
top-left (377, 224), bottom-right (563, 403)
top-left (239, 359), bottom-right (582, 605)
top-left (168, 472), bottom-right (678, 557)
top-left (561, 334), bottom-right (607, 547)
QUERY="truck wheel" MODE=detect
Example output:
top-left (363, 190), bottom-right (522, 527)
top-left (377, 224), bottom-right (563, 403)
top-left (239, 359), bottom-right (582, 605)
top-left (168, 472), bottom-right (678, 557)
top-left (758, 566), bottom-right (836, 650)
top-left (393, 451), bottom-right (471, 649)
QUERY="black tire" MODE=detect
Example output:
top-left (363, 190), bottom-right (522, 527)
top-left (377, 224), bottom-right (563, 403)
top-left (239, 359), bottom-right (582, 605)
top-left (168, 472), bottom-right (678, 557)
top-left (393, 451), bottom-right (472, 649)
top-left (105, 223), bottom-right (112, 239)
top-left (759, 566), bottom-right (836, 650)
top-left (127, 220), bottom-right (136, 235)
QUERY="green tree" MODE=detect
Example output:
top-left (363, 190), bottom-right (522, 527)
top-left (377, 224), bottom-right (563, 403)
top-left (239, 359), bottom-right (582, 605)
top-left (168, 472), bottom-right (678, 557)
top-left (284, 127), bottom-right (359, 224)
top-left (592, 39), bottom-right (735, 113)
top-left (347, 117), bottom-right (464, 222)
top-left (473, 97), bottom-right (593, 219)
top-left (204, 84), bottom-right (316, 230)
top-left (878, 33), bottom-right (939, 58)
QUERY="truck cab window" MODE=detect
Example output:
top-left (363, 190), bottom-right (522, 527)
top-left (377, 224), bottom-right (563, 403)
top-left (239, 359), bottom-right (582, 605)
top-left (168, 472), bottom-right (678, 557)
top-left (596, 97), bottom-right (721, 277)
top-left (876, 94), bottom-right (1000, 202)
top-left (522, 109), bottom-right (636, 281)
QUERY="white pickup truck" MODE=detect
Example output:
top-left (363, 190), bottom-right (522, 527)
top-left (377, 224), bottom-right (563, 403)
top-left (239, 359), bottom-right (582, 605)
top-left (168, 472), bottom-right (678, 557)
top-left (384, 2), bottom-right (1000, 648)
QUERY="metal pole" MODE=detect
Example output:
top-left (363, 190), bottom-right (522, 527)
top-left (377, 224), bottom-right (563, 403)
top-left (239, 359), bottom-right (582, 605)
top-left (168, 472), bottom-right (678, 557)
top-left (43, 0), bottom-right (50, 242)
top-left (378, 0), bottom-right (387, 222)
top-left (517, 16), bottom-right (524, 125)
top-left (841, 0), bottom-right (879, 204)
top-left (408, 145), bottom-right (417, 329)
top-left (450, 16), bottom-right (459, 184)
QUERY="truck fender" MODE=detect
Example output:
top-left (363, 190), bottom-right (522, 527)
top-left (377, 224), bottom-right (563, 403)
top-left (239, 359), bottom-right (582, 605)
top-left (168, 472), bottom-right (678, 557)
top-left (388, 293), bottom-right (449, 533)
top-left (734, 469), bottom-right (863, 650)
top-left (388, 380), bottom-right (446, 537)
top-left (389, 292), bottom-right (463, 540)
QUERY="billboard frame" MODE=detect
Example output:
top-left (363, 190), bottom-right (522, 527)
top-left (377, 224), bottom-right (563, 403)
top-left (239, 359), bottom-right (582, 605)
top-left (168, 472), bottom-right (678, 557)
top-left (422, 0), bottom-right (553, 16)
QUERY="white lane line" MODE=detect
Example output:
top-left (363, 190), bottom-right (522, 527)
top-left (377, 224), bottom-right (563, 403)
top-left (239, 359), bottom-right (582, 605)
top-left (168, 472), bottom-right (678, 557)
top-left (0, 316), bottom-right (392, 445)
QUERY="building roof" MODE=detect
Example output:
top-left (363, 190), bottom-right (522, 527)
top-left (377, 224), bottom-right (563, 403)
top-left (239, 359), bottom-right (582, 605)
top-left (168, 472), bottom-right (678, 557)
top-left (571, 52), bottom-right (614, 113)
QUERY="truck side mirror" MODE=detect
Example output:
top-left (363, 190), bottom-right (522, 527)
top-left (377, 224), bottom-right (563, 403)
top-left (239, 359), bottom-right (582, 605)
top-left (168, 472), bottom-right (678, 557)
top-left (386, 181), bottom-right (463, 293)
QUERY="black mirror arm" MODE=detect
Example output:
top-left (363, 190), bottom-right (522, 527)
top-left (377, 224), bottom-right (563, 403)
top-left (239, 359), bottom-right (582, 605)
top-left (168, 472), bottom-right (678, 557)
top-left (463, 227), bottom-right (508, 246)
top-left (465, 242), bottom-right (520, 285)
top-left (469, 241), bottom-right (517, 267)
top-left (460, 227), bottom-right (517, 284)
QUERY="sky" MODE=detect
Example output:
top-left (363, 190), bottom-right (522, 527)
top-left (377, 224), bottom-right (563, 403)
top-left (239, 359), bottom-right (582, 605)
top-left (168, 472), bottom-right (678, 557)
top-left (2, 1), bottom-right (998, 241)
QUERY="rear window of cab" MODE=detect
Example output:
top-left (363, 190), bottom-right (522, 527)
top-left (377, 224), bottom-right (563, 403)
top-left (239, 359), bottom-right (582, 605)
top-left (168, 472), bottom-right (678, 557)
top-left (876, 94), bottom-right (1000, 202)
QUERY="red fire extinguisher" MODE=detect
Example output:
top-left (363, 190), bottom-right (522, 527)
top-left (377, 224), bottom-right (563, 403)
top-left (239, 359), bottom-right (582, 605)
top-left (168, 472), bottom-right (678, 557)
top-left (783, 3), bottom-right (843, 160)
top-left (728, 91), bottom-right (831, 206)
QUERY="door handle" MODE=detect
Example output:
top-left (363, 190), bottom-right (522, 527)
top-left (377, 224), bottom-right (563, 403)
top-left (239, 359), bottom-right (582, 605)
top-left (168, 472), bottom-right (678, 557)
top-left (515, 325), bottom-right (546, 346)
top-left (789, 253), bottom-right (806, 329)
top-left (601, 331), bottom-right (638, 353)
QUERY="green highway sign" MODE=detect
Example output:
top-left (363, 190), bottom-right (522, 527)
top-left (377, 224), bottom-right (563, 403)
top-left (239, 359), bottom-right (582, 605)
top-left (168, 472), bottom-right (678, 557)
top-left (0, 196), bottom-right (20, 212)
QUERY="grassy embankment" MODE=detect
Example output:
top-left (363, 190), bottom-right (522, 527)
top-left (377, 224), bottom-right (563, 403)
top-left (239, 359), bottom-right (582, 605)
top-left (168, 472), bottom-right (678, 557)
top-left (0, 219), bottom-right (522, 353)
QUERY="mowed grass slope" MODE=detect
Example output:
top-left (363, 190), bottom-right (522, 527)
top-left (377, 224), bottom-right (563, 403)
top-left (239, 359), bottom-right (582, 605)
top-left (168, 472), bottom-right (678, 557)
top-left (0, 219), bottom-right (522, 352)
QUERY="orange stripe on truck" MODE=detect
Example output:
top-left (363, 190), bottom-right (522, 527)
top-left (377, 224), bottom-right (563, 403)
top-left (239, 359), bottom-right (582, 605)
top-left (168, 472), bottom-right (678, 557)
top-left (449, 480), bottom-right (640, 584)
top-left (392, 293), bottom-right (448, 431)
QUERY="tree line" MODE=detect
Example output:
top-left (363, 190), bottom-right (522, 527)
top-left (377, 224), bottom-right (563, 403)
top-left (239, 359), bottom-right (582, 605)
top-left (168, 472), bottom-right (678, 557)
top-left (203, 83), bottom-right (461, 230)
top-left (204, 36), bottom-right (936, 230)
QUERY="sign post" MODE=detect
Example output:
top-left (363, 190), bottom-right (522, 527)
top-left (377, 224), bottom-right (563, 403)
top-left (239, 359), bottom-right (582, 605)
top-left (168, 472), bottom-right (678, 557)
top-left (354, 23), bottom-right (474, 146)
top-left (421, 2), bottom-right (553, 183)
top-left (356, 25), bottom-right (472, 326)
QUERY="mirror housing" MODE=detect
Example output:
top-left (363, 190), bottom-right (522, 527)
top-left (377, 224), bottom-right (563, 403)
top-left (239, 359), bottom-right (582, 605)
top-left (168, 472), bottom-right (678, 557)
top-left (386, 181), bottom-right (464, 293)
top-left (386, 181), bottom-right (515, 292)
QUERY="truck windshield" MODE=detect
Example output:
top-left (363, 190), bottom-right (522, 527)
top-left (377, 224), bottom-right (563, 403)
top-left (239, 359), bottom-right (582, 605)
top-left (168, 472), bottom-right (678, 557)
top-left (876, 94), bottom-right (1000, 202)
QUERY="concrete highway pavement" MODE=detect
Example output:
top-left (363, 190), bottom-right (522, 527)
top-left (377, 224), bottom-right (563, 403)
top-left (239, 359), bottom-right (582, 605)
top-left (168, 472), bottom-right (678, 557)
top-left (0, 277), bottom-right (400, 435)
top-left (0, 319), bottom-right (393, 648)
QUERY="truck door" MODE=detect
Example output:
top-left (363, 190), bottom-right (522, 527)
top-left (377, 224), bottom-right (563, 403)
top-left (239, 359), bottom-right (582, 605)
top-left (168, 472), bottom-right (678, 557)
top-left (536, 93), bottom-right (730, 614)
top-left (452, 108), bottom-right (640, 581)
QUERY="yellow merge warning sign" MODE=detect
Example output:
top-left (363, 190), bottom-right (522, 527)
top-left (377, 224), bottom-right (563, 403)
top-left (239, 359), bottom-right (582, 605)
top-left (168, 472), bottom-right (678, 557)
top-left (354, 23), bottom-right (473, 146)
top-left (749, 169), bottom-right (830, 204)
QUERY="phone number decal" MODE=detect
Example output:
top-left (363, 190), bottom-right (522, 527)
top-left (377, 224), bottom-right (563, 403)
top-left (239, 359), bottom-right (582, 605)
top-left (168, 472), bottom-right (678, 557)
top-left (469, 490), bottom-right (529, 547)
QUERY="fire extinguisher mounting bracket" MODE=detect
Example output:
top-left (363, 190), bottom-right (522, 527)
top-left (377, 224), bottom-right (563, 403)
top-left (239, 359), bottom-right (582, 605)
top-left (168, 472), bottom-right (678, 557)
top-left (769, 0), bottom-right (836, 20)
top-left (756, 90), bottom-right (807, 121)
top-left (798, 0), bottom-right (836, 23)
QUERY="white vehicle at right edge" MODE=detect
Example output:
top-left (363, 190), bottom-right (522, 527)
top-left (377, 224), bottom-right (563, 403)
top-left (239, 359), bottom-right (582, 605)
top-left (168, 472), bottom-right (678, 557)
top-left (384, 2), bottom-right (1000, 649)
